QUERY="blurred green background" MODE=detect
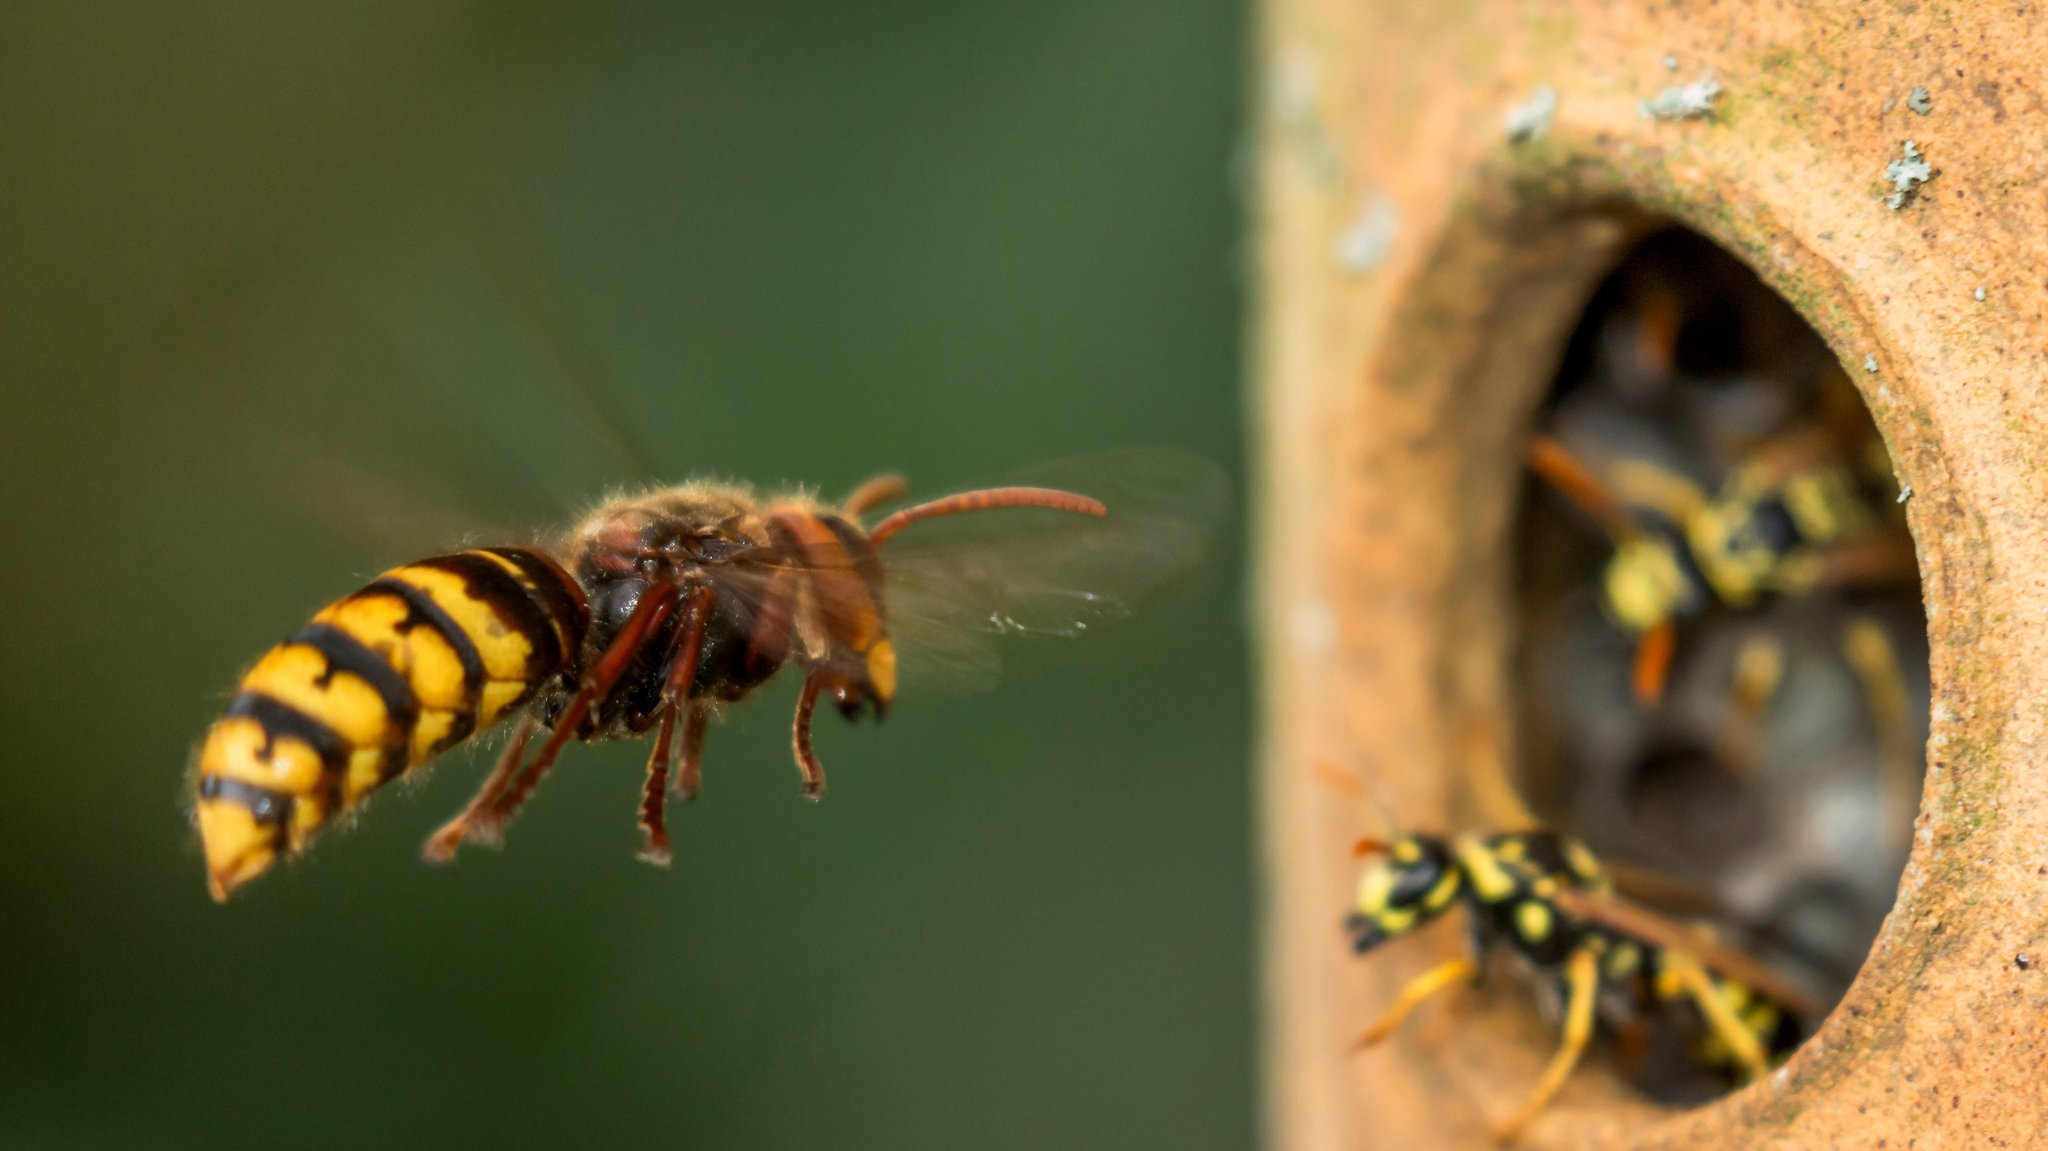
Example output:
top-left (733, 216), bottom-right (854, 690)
top-left (0, 4), bottom-right (1249, 1149)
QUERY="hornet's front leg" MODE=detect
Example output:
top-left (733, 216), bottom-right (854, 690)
top-left (791, 673), bottom-right (827, 799)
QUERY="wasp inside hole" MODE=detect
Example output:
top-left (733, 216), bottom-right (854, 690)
top-left (1342, 824), bottom-right (1817, 1145)
top-left (1505, 228), bottom-right (1930, 1106)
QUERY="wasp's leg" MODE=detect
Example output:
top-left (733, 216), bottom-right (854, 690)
top-left (1632, 619), bottom-right (1678, 705)
top-left (840, 473), bottom-right (908, 518)
top-left (1655, 951), bottom-right (1771, 1082)
top-left (425, 582), bottom-right (681, 861)
top-left (1493, 947), bottom-right (1600, 1145)
top-left (420, 716), bottom-right (539, 862)
top-left (1716, 630), bottom-right (1785, 777)
top-left (1611, 1015), bottom-right (1653, 1084)
top-left (1806, 535), bottom-right (1920, 590)
top-left (1353, 956), bottom-right (1480, 1049)
top-left (1841, 614), bottom-right (1919, 847)
top-left (791, 673), bottom-right (826, 798)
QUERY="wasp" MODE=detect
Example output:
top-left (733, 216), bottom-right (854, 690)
top-left (1525, 416), bottom-right (1913, 704)
top-left (191, 454), bottom-right (1217, 900)
top-left (1348, 829), bottom-right (1817, 1144)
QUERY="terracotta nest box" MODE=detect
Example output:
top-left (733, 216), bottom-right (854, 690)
top-left (1254, 3), bottom-right (2048, 1149)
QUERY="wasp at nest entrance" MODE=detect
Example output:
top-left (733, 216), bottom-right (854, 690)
top-left (1513, 228), bottom-right (1927, 1102)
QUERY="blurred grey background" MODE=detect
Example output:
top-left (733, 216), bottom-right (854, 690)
top-left (0, 4), bottom-right (1249, 1148)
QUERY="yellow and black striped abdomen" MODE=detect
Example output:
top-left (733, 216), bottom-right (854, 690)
top-left (193, 547), bottom-right (588, 901)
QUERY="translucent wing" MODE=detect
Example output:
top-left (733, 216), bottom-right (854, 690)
top-left (192, 233), bottom-right (663, 576)
top-left (870, 449), bottom-right (1229, 693)
top-left (1549, 887), bottom-right (1828, 1018)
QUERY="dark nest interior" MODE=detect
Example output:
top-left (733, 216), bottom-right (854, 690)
top-left (1513, 227), bottom-right (1928, 1103)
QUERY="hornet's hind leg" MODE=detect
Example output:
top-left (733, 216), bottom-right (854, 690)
top-left (425, 582), bottom-right (682, 862)
top-left (421, 716), bottom-right (537, 863)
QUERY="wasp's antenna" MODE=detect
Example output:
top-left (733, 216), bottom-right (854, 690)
top-left (1460, 717), bottom-right (1540, 830)
top-left (1312, 758), bottom-right (1405, 838)
top-left (1351, 838), bottom-right (1390, 859)
top-left (868, 486), bottom-right (1105, 546)
top-left (1527, 434), bottom-right (1636, 541)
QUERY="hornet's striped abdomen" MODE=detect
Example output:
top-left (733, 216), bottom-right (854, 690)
top-left (192, 547), bottom-right (588, 900)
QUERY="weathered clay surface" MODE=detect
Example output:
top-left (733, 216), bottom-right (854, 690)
top-left (1253, 3), bottom-right (2048, 1149)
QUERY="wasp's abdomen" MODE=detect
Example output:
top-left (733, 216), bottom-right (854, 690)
top-left (193, 547), bottom-right (588, 900)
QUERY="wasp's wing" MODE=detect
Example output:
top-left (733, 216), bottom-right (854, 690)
top-left (1550, 887), bottom-right (1828, 1018)
top-left (871, 449), bottom-right (1229, 693)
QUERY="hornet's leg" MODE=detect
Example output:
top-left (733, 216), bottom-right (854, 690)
top-left (638, 584), bottom-right (716, 865)
top-left (1352, 956), bottom-right (1480, 1049)
top-left (1493, 947), bottom-right (1600, 1145)
top-left (421, 715), bottom-right (538, 862)
top-left (637, 708), bottom-right (679, 867)
top-left (658, 585), bottom-right (715, 801)
top-left (792, 672), bottom-right (826, 799)
top-left (671, 708), bottom-right (709, 802)
top-left (425, 582), bottom-right (681, 861)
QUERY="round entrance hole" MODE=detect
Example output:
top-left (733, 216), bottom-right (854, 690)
top-left (1512, 227), bottom-right (1927, 1103)
top-left (1258, 6), bottom-right (2048, 1148)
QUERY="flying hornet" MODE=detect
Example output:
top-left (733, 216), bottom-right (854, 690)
top-left (191, 452), bottom-right (1220, 900)
top-left (1348, 829), bottom-right (1820, 1144)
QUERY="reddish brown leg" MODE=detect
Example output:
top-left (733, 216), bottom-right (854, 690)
top-left (657, 585), bottom-right (715, 800)
top-left (671, 707), bottom-right (709, 801)
top-left (636, 584), bottom-right (716, 860)
top-left (423, 715), bottom-right (539, 863)
top-left (841, 473), bottom-right (907, 518)
top-left (637, 709), bottom-right (677, 867)
top-left (433, 583), bottom-right (681, 861)
top-left (792, 672), bottom-right (826, 799)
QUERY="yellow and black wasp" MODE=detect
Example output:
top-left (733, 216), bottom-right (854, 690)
top-left (1524, 412), bottom-right (1914, 706)
top-left (1512, 231), bottom-right (1929, 1009)
top-left (1347, 829), bottom-right (1817, 1144)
